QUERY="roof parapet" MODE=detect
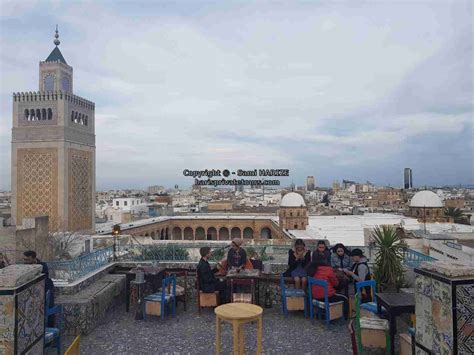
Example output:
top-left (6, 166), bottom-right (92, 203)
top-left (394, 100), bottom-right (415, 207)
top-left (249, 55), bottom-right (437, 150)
top-left (13, 91), bottom-right (95, 110)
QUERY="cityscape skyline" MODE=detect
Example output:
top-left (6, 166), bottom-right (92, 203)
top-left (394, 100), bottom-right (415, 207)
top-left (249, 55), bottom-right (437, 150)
top-left (1, 1), bottom-right (473, 191)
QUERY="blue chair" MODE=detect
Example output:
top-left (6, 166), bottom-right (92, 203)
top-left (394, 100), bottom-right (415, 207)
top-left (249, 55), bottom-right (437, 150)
top-left (280, 273), bottom-right (307, 317)
top-left (144, 275), bottom-right (176, 320)
top-left (355, 280), bottom-right (385, 316)
top-left (308, 277), bottom-right (346, 329)
top-left (44, 290), bottom-right (62, 355)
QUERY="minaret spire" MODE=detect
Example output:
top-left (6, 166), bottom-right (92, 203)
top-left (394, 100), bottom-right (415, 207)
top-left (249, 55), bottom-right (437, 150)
top-left (54, 25), bottom-right (60, 46)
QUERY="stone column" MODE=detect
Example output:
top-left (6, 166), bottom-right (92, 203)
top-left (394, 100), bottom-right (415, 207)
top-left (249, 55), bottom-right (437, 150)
top-left (414, 261), bottom-right (474, 354)
top-left (0, 264), bottom-right (45, 355)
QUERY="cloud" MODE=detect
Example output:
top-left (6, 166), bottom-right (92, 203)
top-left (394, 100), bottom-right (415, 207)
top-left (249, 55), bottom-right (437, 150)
top-left (0, 1), bottom-right (472, 190)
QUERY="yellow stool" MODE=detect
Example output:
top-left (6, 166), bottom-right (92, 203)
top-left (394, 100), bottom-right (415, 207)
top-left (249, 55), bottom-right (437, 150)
top-left (215, 303), bottom-right (263, 355)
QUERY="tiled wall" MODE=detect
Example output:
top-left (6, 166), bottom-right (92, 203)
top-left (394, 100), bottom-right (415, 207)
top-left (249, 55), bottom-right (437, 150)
top-left (415, 270), bottom-right (473, 354)
top-left (0, 274), bottom-right (45, 354)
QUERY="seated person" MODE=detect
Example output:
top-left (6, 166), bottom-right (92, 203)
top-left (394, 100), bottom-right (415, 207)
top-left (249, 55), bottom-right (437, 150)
top-left (249, 251), bottom-right (263, 271)
top-left (331, 243), bottom-right (353, 270)
top-left (308, 254), bottom-right (347, 315)
top-left (312, 240), bottom-right (331, 265)
top-left (197, 247), bottom-right (227, 304)
top-left (283, 239), bottom-right (311, 289)
top-left (227, 238), bottom-right (247, 272)
top-left (343, 248), bottom-right (372, 303)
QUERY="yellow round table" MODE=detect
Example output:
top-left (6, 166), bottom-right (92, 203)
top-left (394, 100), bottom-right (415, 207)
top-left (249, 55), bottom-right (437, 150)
top-left (214, 302), bottom-right (263, 355)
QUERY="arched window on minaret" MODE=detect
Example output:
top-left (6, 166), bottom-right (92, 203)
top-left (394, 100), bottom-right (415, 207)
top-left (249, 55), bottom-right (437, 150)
top-left (42, 108), bottom-right (47, 120)
top-left (30, 109), bottom-right (35, 121)
top-left (36, 109), bottom-right (41, 121)
top-left (74, 111), bottom-right (78, 123)
top-left (84, 116), bottom-right (88, 126)
top-left (71, 111), bottom-right (75, 122)
top-left (24, 109), bottom-right (29, 121)
top-left (47, 108), bottom-right (53, 120)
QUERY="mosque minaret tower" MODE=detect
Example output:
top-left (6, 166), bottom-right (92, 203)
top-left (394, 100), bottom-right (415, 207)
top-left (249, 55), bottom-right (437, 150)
top-left (11, 27), bottom-right (96, 232)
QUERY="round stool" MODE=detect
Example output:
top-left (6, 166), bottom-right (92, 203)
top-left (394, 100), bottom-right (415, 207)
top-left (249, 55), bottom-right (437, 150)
top-left (215, 302), bottom-right (263, 355)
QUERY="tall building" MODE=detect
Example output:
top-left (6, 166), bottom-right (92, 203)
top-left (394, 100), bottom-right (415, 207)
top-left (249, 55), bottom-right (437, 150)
top-left (11, 28), bottom-right (96, 232)
top-left (404, 168), bottom-right (413, 189)
top-left (148, 185), bottom-right (165, 194)
top-left (305, 176), bottom-right (315, 191)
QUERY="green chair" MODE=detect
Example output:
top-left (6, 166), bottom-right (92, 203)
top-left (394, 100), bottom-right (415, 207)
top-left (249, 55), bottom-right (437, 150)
top-left (354, 292), bottom-right (391, 354)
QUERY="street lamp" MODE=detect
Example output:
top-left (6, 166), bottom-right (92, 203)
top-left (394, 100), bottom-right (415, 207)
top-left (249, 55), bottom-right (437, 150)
top-left (112, 224), bottom-right (121, 261)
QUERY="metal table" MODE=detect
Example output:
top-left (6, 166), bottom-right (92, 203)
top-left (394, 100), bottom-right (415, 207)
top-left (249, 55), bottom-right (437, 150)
top-left (376, 292), bottom-right (415, 355)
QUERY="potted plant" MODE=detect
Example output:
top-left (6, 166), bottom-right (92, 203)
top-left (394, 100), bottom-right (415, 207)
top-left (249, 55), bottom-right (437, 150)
top-left (371, 225), bottom-right (407, 292)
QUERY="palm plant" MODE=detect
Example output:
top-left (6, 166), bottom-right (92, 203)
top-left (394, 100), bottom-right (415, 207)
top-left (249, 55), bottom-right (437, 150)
top-left (444, 207), bottom-right (463, 218)
top-left (371, 225), bottom-right (407, 291)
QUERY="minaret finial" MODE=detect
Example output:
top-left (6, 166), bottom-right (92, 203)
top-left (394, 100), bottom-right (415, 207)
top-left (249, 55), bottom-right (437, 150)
top-left (54, 25), bottom-right (60, 46)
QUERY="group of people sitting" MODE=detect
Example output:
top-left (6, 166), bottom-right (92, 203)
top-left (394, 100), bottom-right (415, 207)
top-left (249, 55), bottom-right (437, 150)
top-left (196, 238), bottom-right (372, 307)
top-left (284, 239), bottom-right (372, 305)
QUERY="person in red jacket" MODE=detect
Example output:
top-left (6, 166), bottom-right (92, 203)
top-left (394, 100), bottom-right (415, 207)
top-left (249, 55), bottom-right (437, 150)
top-left (309, 254), bottom-right (348, 314)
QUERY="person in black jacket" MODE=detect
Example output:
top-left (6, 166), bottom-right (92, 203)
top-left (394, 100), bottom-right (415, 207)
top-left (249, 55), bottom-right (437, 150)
top-left (196, 247), bottom-right (227, 304)
top-left (284, 239), bottom-right (311, 289)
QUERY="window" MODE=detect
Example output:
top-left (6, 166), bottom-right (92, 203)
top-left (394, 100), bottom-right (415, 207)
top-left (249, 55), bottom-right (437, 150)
top-left (85, 116), bottom-right (88, 126)
top-left (24, 109), bottom-right (29, 121)
top-left (124, 201), bottom-right (128, 206)
top-left (44, 75), bottom-right (54, 91)
top-left (290, 212), bottom-right (293, 217)
top-left (294, 224), bottom-right (298, 229)
top-left (36, 109), bottom-right (41, 120)
top-left (30, 109), bottom-right (35, 120)
top-left (42, 108), bottom-right (47, 120)
top-left (71, 111), bottom-right (75, 122)
top-left (116, 201), bottom-right (119, 206)
top-left (47, 108), bottom-right (52, 120)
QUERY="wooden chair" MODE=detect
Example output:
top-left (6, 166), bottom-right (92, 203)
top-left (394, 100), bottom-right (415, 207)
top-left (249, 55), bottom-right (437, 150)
top-left (196, 273), bottom-right (219, 314)
top-left (44, 290), bottom-right (63, 355)
top-left (144, 275), bottom-right (176, 320)
top-left (354, 292), bottom-right (391, 354)
top-left (166, 270), bottom-right (188, 311)
top-left (308, 277), bottom-right (346, 329)
top-left (355, 280), bottom-right (386, 317)
top-left (64, 335), bottom-right (81, 355)
top-left (230, 278), bottom-right (256, 304)
top-left (280, 273), bottom-right (307, 317)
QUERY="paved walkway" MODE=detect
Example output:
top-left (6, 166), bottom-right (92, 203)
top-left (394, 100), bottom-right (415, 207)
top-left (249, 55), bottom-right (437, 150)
top-left (76, 304), bottom-right (354, 354)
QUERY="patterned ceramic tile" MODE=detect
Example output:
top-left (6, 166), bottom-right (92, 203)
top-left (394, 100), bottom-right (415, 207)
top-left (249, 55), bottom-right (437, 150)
top-left (16, 281), bottom-right (45, 353)
top-left (0, 295), bottom-right (15, 354)
top-left (25, 338), bottom-right (43, 355)
top-left (457, 284), bottom-right (474, 354)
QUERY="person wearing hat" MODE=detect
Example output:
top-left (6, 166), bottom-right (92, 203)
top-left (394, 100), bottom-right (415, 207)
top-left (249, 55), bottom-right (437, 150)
top-left (197, 247), bottom-right (227, 303)
top-left (343, 248), bottom-right (372, 302)
top-left (227, 238), bottom-right (247, 271)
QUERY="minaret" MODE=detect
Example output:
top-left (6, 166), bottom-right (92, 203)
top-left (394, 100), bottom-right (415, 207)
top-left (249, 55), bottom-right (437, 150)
top-left (12, 27), bottom-right (96, 233)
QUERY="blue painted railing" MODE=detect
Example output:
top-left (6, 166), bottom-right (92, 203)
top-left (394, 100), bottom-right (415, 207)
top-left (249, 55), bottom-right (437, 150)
top-left (47, 247), bottom-right (113, 283)
top-left (403, 248), bottom-right (436, 268)
top-left (46, 244), bottom-right (434, 284)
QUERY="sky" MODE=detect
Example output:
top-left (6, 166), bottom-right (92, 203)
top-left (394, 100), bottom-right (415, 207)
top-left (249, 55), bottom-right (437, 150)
top-left (0, 0), bottom-right (473, 190)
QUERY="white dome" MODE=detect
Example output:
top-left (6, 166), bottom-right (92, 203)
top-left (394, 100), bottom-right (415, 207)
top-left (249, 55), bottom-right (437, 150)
top-left (409, 190), bottom-right (443, 208)
top-left (280, 192), bottom-right (306, 207)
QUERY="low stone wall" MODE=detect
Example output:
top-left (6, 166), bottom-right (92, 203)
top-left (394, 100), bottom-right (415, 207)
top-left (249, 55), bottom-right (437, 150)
top-left (56, 274), bottom-right (126, 336)
top-left (54, 263), bottom-right (117, 295)
top-left (117, 261), bottom-right (290, 306)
